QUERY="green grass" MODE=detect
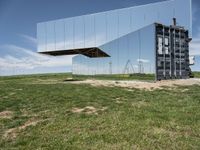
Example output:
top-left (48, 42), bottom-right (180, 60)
top-left (0, 73), bottom-right (200, 149)
top-left (193, 72), bottom-right (200, 78)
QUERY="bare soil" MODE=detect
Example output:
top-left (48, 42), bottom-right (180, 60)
top-left (3, 118), bottom-right (42, 139)
top-left (71, 106), bottom-right (107, 115)
top-left (0, 111), bottom-right (13, 119)
top-left (69, 78), bottom-right (200, 90)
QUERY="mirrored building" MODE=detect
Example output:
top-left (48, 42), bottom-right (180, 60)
top-left (37, 0), bottom-right (192, 80)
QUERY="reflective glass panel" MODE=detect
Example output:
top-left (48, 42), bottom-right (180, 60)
top-left (74, 16), bottom-right (84, 49)
top-left (46, 21), bottom-right (55, 51)
top-left (118, 8), bottom-right (131, 37)
top-left (174, 0), bottom-right (191, 35)
top-left (84, 15), bottom-right (95, 48)
top-left (95, 12), bottom-right (107, 46)
top-left (129, 30), bottom-right (140, 73)
top-left (37, 23), bottom-right (46, 52)
top-left (64, 18), bottom-right (74, 49)
top-left (140, 24), bottom-right (155, 74)
top-left (55, 19), bottom-right (65, 50)
top-left (157, 1), bottom-right (174, 25)
top-left (130, 7), bottom-right (145, 33)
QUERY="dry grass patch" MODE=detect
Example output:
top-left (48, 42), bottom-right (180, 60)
top-left (15, 88), bottom-right (23, 91)
top-left (116, 100), bottom-right (123, 104)
top-left (9, 92), bottom-right (16, 96)
top-left (71, 106), bottom-right (107, 115)
top-left (20, 109), bottom-right (39, 118)
top-left (3, 118), bottom-right (42, 139)
top-left (3, 96), bottom-right (9, 99)
top-left (181, 88), bottom-right (189, 92)
top-left (0, 111), bottom-right (13, 119)
top-left (29, 79), bottom-right (62, 85)
top-left (115, 97), bottom-right (127, 104)
top-left (152, 127), bottom-right (178, 139)
top-left (132, 101), bottom-right (149, 108)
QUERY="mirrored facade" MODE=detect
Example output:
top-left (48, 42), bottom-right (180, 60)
top-left (37, 0), bottom-right (192, 77)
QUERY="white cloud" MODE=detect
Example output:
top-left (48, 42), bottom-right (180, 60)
top-left (137, 59), bottom-right (150, 63)
top-left (0, 33), bottom-right (76, 76)
top-left (19, 34), bottom-right (37, 46)
top-left (0, 44), bottom-right (74, 75)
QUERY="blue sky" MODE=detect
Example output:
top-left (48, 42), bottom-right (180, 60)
top-left (0, 0), bottom-right (199, 75)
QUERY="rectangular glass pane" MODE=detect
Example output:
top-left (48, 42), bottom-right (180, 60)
top-left (46, 21), bottom-right (55, 51)
top-left (55, 19), bottom-right (65, 50)
top-left (174, 0), bottom-right (191, 36)
top-left (84, 15), bottom-right (95, 48)
top-left (64, 18), bottom-right (74, 49)
top-left (74, 16), bottom-right (84, 49)
top-left (107, 10), bottom-right (118, 43)
top-left (129, 30), bottom-right (140, 73)
top-left (37, 23), bottom-right (46, 52)
top-left (120, 37), bottom-right (129, 74)
top-left (118, 8), bottom-right (131, 37)
top-left (130, 7), bottom-right (145, 33)
top-left (95, 12), bottom-right (106, 46)
top-left (157, 1), bottom-right (174, 25)
top-left (140, 24), bottom-right (155, 74)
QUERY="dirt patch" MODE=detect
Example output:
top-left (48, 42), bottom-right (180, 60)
top-left (132, 101), bottom-right (149, 108)
top-left (4, 118), bottom-right (42, 139)
top-left (28, 79), bottom-right (62, 84)
top-left (152, 127), bottom-right (177, 138)
top-left (0, 111), bottom-right (13, 119)
top-left (71, 106), bottom-right (107, 115)
top-left (69, 78), bottom-right (200, 90)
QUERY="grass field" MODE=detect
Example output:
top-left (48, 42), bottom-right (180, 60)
top-left (193, 72), bottom-right (200, 78)
top-left (0, 73), bottom-right (200, 149)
